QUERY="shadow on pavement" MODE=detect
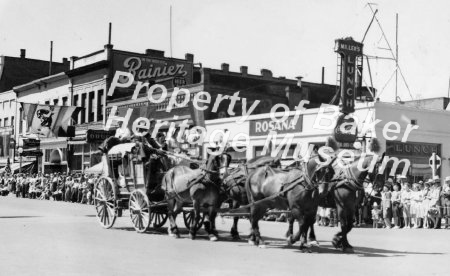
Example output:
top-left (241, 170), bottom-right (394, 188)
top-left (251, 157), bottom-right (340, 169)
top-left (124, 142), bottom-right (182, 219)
top-left (0, 216), bottom-right (42, 219)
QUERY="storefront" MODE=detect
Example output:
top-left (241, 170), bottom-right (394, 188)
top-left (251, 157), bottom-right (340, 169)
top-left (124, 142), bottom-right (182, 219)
top-left (204, 101), bottom-right (450, 183)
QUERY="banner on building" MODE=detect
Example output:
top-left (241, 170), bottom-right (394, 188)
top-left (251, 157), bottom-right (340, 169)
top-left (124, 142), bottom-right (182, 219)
top-left (188, 95), bottom-right (205, 128)
top-left (21, 103), bottom-right (83, 138)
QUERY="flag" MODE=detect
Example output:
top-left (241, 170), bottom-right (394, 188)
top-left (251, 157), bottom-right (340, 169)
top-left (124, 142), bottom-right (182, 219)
top-left (21, 103), bottom-right (83, 138)
top-left (188, 94), bottom-right (205, 128)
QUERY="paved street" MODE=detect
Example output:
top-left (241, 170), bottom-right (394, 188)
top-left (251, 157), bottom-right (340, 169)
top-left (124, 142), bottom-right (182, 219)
top-left (1, 196), bottom-right (449, 276)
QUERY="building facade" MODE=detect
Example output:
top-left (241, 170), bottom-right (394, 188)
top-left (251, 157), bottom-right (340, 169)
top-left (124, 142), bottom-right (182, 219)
top-left (204, 101), bottom-right (450, 184)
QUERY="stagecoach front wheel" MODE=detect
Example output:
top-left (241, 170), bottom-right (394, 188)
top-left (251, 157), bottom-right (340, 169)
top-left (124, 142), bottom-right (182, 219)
top-left (151, 212), bottom-right (168, 228)
top-left (129, 190), bottom-right (151, 233)
top-left (94, 177), bottom-right (117, 229)
top-left (183, 210), bottom-right (205, 232)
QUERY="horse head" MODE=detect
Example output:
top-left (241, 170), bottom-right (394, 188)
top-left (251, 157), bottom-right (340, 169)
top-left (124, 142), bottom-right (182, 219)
top-left (206, 152), bottom-right (232, 180)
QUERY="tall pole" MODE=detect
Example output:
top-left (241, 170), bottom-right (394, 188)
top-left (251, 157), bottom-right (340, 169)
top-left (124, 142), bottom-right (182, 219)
top-left (395, 14), bottom-right (398, 102)
top-left (170, 6), bottom-right (173, 58)
top-left (108, 22), bottom-right (112, 45)
top-left (49, 41), bottom-right (53, 76)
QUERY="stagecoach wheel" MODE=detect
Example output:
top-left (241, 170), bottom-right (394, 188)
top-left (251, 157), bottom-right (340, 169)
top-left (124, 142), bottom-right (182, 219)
top-left (151, 212), bottom-right (168, 228)
top-left (183, 210), bottom-right (205, 232)
top-left (129, 190), bottom-right (151, 233)
top-left (94, 177), bottom-right (117, 229)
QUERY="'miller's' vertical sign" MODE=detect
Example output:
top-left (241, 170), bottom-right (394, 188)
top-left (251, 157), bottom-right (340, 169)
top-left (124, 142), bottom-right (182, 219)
top-left (335, 37), bottom-right (363, 114)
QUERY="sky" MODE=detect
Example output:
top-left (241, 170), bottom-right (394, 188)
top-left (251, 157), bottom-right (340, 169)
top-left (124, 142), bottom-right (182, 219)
top-left (0, 0), bottom-right (449, 102)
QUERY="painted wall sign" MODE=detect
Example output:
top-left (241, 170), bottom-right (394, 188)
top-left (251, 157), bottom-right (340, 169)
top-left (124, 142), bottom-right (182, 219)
top-left (111, 52), bottom-right (193, 100)
top-left (249, 116), bottom-right (302, 136)
top-left (335, 37), bottom-right (363, 114)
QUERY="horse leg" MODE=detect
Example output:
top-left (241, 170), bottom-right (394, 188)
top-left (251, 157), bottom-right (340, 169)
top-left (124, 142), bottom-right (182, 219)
top-left (167, 198), bottom-right (180, 238)
top-left (332, 205), bottom-right (345, 250)
top-left (249, 206), bottom-right (265, 247)
top-left (208, 207), bottom-right (219, 241)
top-left (307, 216), bottom-right (320, 247)
top-left (189, 200), bottom-right (201, 240)
top-left (285, 215), bottom-right (296, 245)
top-left (230, 201), bottom-right (241, 240)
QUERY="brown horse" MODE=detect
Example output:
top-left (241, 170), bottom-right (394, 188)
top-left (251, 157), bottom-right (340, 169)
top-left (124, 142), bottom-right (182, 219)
top-left (161, 152), bottom-right (231, 241)
top-left (222, 155), bottom-right (282, 240)
top-left (239, 156), bottom-right (331, 249)
top-left (317, 152), bottom-right (384, 253)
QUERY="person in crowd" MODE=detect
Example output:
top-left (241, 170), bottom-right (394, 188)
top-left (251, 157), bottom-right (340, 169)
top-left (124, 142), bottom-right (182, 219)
top-left (422, 181), bottom-right (432, 228)
top-left (401, 182), bottom-right (412, 228)
top-left (442, 177), bottom-right (450, 229)
top-left (411, 182), bottom-right (423, 228)
top-left (391, 183), bottom-right (402, 229)
top-left (64, 176), bottom-right (73, 202)
top-left (381, 183), bottom-right (392, 228)
top-left (98, 121), bottom-right (131, 154)
top-left (71, 178), bottom-right (80, 203)
top-left (372, 202), bottom-right (382, 228)
top-left (429, 177), bottom-right (442, 229)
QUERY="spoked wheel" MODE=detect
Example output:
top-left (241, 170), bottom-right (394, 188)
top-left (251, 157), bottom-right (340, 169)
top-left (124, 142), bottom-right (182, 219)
top-left (151, 212), bottom-right (168, 228)
top-left (129, 190), bottom-right (151, 233)
top-left (94, 177), bottom-right (117, 229)
top-left (183, 210), bottom-right (205, 232)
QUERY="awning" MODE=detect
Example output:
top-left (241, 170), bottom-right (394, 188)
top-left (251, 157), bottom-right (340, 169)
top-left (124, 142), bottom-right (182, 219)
top-left (0, 162), bottom-right (33, 173)
top-left (85, 155), bottom-right (108, 175)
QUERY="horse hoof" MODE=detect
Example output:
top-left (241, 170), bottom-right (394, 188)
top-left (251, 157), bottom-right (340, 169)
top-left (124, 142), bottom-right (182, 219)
top-left (189, 233), bottom-right (196, 240)
top-left (332, 237), bottom-right (342, 249)
top-left (342, 247), bottom-right (354, 254)
top-left (248, 240), bottom-right (256, 246)
top-left (286, 236), bottom-right (294, 246)
top-left (209, 235), bottom-right (218, 242)
top-left (309, 240), bottom-right (320, 247)
top-left (232, 235), bottom-right (241, 241)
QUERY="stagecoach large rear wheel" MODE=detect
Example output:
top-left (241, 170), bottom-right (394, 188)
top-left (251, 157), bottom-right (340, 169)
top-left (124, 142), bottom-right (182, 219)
top-left (183, 210), bottom-right (205, 232)
top-left (129, 190), bottom-right (151, 233)
top-left (94, 177), bottom-right (117, 229)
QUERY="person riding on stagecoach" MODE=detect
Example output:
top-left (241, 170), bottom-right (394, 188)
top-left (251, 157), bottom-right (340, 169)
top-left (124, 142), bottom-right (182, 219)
top-left (131, 119), bottom-right (169, 192)
top-left (98, 121), bottom-right (131, 154)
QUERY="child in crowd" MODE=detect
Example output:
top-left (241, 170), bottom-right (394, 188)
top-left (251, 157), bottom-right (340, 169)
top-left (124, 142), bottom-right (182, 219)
top-left (422, 181), bottom-right (431, 228)
top-left (372, 202), bottom-right (382, 228)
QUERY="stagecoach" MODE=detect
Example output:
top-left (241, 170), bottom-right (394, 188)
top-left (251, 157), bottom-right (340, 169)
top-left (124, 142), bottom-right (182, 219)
top-left (93, 143), bottom-right (204, 233)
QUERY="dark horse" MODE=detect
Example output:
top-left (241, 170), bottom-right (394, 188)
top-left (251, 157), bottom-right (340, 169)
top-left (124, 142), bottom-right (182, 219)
top-left (222, 155), bottom-right (282, 240)
top-left (315, 151), bottom-right (384, 253)
top-left (236, 156), bottom-right (331, 249)
top-left (161, 152), bottom-right (231, 241)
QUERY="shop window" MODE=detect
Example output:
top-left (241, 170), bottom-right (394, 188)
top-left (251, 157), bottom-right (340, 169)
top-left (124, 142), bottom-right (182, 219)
top-left (254, 144), bottom-right (297, 159)
top-left (72, 155), bottom-right (82, 171)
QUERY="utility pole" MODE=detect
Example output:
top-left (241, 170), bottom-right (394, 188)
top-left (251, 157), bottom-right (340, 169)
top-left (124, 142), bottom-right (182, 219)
top-left (395, 13), bottom-right (398, 102)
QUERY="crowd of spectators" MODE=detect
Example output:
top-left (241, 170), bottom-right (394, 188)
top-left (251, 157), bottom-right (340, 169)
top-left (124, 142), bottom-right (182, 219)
top-left (0, 172), bottom-right (99, 204)
top-left (315, 176), bottom-right (450, 229)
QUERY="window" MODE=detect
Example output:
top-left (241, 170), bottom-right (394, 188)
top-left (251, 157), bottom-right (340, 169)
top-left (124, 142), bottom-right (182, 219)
top-left (81, 94), bottom-right (86, 123)
top-left (97, 90), bottom-right (104, 121)
top-left (156, 93), bottom-right (189, 111)
top-left (53, 99), bottom-right (59, 106)
top-left (4, 118), bottom-right (8, 126)
top-left (73, 95), bottom-right (79, 124)
top-left (0, 119), bottom-right (2, 127)
top-left (11, 116), bottom-right (14, 128)
top-left (45, 101), bottom-right (50, 105)
top-left (62, 97), bottom-right (68, 106)
top-left (88, 92), bottom-right (95, 122)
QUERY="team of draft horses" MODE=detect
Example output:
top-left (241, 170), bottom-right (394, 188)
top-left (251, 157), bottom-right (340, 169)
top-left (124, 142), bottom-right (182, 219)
top-left (111, 136), bottom-right (385, 253)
